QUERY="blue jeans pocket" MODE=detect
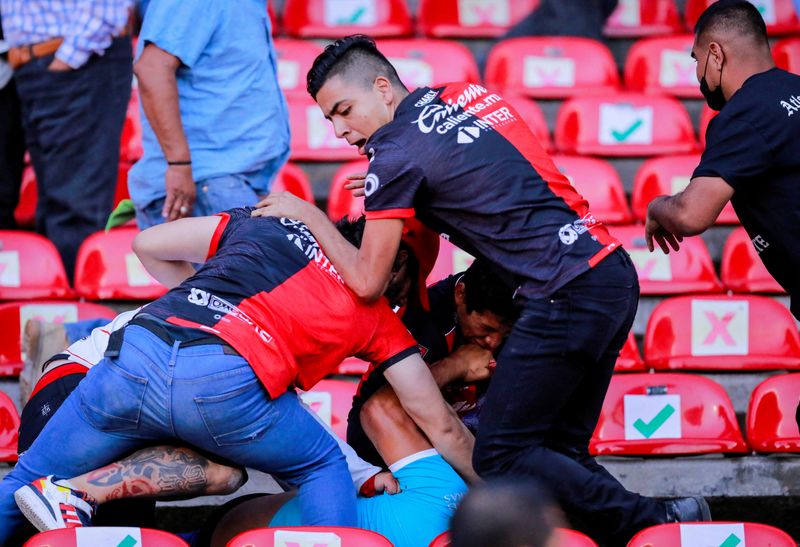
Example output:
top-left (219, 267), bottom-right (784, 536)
top-left (195, 378), bottom-right (277, 446)
top-left (79, 360), bottom-right (148, 432)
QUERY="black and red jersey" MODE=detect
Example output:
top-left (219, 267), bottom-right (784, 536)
top-left (364, 82), bottom-right (620, 299)
top-left (145, 207), bottom-right (418, 398)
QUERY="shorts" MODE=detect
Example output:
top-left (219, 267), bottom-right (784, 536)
top-left (270, 450), bottom-right (467, 547)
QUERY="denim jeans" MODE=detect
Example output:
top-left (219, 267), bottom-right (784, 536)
top-left (473, 250), bottom-right (664, 546)
top-left (0, 325), bottom-right (356, 543)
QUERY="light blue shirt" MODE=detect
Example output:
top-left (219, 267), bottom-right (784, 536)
top-left (128, 0), bottom-right (290, 207)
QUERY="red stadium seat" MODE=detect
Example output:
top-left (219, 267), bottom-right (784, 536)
top-left (327, 160), bottom-right (369, 221)
top-left (288, 96), bottom-right (361, 162)
top-left (269, 1), bottom-right (279, 35)
top-left (628, 522), bottom-right (796, 547)
top-left (120, 91), bottom-right (143, 163)
top-left (376, 39), bottom-right (480, 90)
top-left (74, 227), bottom-right (167, 301)
top-left (274, 39), bottom-right (324, 99)
top-left (603, 0), bottom-right (683, 37)
top-left (625, 35), bottom-right (702, 98)
top-left (272, 163), bottom-right (315, 203)
top-left (616, 332), bottom-right (646, 372)
top-left (282, 0), bottom-right (412, 38)
top-left (23, 528), bottom-right (189, 547)
top-left (427, 238), bottom-right (475, 284)
top-left (721, 227), bottom-right (786, 294)
top-left (417, 0), bottom-right (539, 38)
top-left (590, 372), bottom-right (748, 455)
top-left (555, 93), bottom-right (696, 156)
top-left (334, 356), bottom-right (371, 376)
top-left (429, 531), bottom-right (449, 546)
top-left (747, 373), bottom-right (800, 453)
top-left (630, 155), bottom-right (738, 224)
top-left (429, 529), bottom-right (598, 547)
top-left (228, 527), bottom-right (392, 547)
top-left (698, 104), bottom-right (717, 149)
top-left (686, 0), bottom-right (800, 35)
top-left (644, 295), bottom-right (800, 371)
top-left (774, 37), bottom-right (800, 74)
top-left (299, 379), bottom-right (357, 440)
top-left (0, 301), bottom-right (116, 377)
top-left (504, 95), bottom-right (553, 153)
top-left (551, 155), bottom-right (633, 225)
top-left (0, 391), bottom-right (19, 462)
top-left (484, 37), bottom-right (619, 99)
top-left (0, 231), bottom-right (73, 301)
top-left (609, 225), bottom-right (723, 295)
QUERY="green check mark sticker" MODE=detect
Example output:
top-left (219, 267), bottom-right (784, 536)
top-left (633, 403), bottom-right (675, 438)
top-left (117, 535), bottom-right (138, 547)
top-left (338, 7), bottom-right (366, 24)
top-left (611, 118), bottom-right (643, 142)
top-left (718, 533), bottom-right (742, 547)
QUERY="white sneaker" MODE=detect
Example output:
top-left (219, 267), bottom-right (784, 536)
top-left (15, 475), bottom-right (97, 531)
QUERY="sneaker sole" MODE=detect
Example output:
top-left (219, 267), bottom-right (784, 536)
top-left (14, 486), bottom-right (59, 532)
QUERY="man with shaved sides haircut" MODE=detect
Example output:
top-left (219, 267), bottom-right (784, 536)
top-left (647, 0), bottom-right (800, 320)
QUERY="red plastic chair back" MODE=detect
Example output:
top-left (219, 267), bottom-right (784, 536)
top-left (288, 96), bottom-right (361, 162)
top-left (228, 526), bottom-right (393, 547)
top-left (604, 0), bottom-right (683, 37)
top-left (721, 227), bottom-right (785, 294)
top-left (0, 391), bottom-right (20, 462)
top-left (485, 37), bottom-right (619, 99)
top-left (272, 163), bottom-right (314, 203)
top-left (624, 35), bottom-right (701, 98)
top-left (628, 522), bottom-right (796, 547)
top-left (616, 331), bottom-right (646, 372)
top-left (0, 300), bottom-right (115, 377)
top-left (376, 39), bottom-right (480, 90)
top-left (590, 373), bottom-right (748, 455)
top-left (0, 231), bottom-right (73, 301)
top-left (298, 379), bottom-right (357, 440)
top-left (23, 528), bottom-right (189, 546)
top-left (120, 91), bottom-right (143, 163)
top-left (427, 238), bottom-right (475, 285)
top-left (557, 528), bottom-right (599, 546)
top-left (283, 0), bottom-right (412, 38)
top-left (504, 95), bottom-right (553, 152)
top-left (686, 0), bottom-right (800, 35)
top-left (610, 225), bottom-right (723, 295)
top-left (429, 531), bottom-right (450, 546)
top-left (552, 155), bottom-right (632, 225)
top-left (774, 37), bottom-right (800, 74)
top-left (747, 373), bottom-right (800, 453)
top-left (327, 160), bottom-right (369, 222)
top-left (74, 227), bottom-right (167, 301)
top-left (644, 295), bottom-right (800, 371)
top-left (631, 154), bottom-right (738, 224)
top-left (555, 93), bottom-right (696, 156)
top-left (274, 39), bottom-right (324, 99)
top-left (418, 0), bottom-right (539, 38)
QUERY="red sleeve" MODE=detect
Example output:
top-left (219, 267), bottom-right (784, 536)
top-left (357, 300), bottom-right (420, 371)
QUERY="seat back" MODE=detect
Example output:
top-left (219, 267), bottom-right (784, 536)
top-left (610, 225), bottom-right (723, 295)
top-left (631, 154), bottom-right (738, 224)
top-left (299, 379), bottom-right (358, 440)
top-left (23, 528), bottom-right (189, 546)
top-left (616, 331), bottom-right (646, 372)
top-left (228, 526), bottom-right (393, 547)
top-left (624, 35), bottom-right (701, 98)
top-left (288, 97), bottom-right (361, 162)
top-left (0, 301), bottom-right (116, 377)
top-left (485, 37), bottom-right (619, 99)
top-left (74, 228), bottom-right (167, 301)
top-left (603, 0), bottom-right (683, 37)
top-left (698, 104), bottom-right (717, 149)
top-left (747, 373), bottom-right (800, 453)
top-left (590, 373), bottom-right (748, 455)
top-left (0, 231), bottom-right (73, 301)
top-left (721, 227), bottom-right (785, 294)
top-left (686, 0), bottom-right (800, 35)
top-left (644, 295), bottom-right (800, 371)
top-left (552, 155), bottom-right (632, 225)
top-left (427, 238), bottom-right (475, 285)
top-left (327, 160), bottom-right (369, 222)
top-left (627, 522), bottom-right (796, 547)
top-left (377, 39), bottom-right (480, 90)
top-left (283, 0), bottom-right (412, 38)
top-left (272, 163), bottom-right (315, 203)
top-left (555, 93), bottom-right (696, 156)
top-left (557, 528), bottom-right (599, 546)
top-left (774, 37), bottom-right (800, 74)
top-left (0, 390), bottom-right (19, 462)
top-left (274, 39), bottom-right (324, 99)
top-left (417, 0), bottom-right (539, 38)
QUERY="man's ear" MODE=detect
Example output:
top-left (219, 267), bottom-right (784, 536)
top-left (709, 41), bottom-right (725, 70)
top-left (375, 75), bottom-right (395, 106)
top-left (454, 281), bottom-right (467, 307)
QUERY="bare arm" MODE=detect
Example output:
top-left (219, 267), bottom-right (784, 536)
top-left (134, 43), bottom-right (195, 221)
top-left (429, 344), bottom-right (495, 388)
top-left (132, 215), bottom-right (222, 288)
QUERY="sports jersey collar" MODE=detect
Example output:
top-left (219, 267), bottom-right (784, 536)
top-left (365, 86), bottom-right (437, 153)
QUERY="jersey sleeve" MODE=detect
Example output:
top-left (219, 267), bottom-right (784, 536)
top-left (363, 140), bottom-right (425, 221)
top-left (692, 116), bottom-right (772, 191)
top-left (206, 207), bottom-right (254, 259)
top-left (357, 302), bottom-right (420, 372)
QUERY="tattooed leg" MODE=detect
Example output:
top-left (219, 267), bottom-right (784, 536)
top-left (66, 445), bottom-right (246, 503)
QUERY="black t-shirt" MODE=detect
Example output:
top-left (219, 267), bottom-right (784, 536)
top-left (693, 68), bottom-right (800, 318)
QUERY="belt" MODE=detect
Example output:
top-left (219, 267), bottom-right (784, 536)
top-left (120, 313), bottom-right (240, 356)
top-left (8, 24), bottom-right (131, 70)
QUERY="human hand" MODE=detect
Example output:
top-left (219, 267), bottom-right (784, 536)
top-left (162, 165), bottom-right (196, 221)
top-left (345, 171), bottom-right (367, 197)
top-left (451, 343), bottom-right (495, 383)
top-left (47, 58), bottom-right (72, 72)
top-left (360, 471), bottom-right (400, 497)
top-left (251, 191), bottom-right (315, 221)
top-left (645, 200), bottom-right (682, 254)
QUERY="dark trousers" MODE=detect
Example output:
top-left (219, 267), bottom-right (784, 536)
top-left (473, 250), bottom-right (664, 546)
top-left (0, 78), bottom-right (25, 229)
top-left (502, 0), bottom-right (619, 40)
top-left (13, 36), bottom-right (132, 280)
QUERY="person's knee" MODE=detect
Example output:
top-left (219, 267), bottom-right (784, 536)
top-left (204, 458), bottom-right (247, 495)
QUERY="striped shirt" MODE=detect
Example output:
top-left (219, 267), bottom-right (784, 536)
top-left (0, 0), bottom-right (132, 68)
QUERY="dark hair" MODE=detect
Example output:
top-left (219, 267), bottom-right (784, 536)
top-left (450, 479), bottom-right (560, 547)
top-left (461, 259), bottom-right (518, 325)
top-left (335, 215), bottom-right (366, 247)
top-left (695, 0), bottom-right (768, 46)
top-left (307, 34), bottom-right (406, 99)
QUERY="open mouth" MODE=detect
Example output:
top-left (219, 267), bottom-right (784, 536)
top-left (354, 139), bottom-right (367, 155)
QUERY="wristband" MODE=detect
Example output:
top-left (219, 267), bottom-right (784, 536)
top-left (359, 474), bottom-right (379, 497)
top-left (167, 160), bottom-right (191, 166)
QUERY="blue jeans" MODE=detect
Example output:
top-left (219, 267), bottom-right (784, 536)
top-left (0, 325), bottom-right (356, 543)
